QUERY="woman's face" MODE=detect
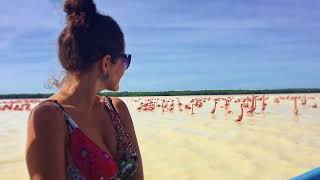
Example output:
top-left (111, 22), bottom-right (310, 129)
top-left (98, 55), bottom-right (125, 91)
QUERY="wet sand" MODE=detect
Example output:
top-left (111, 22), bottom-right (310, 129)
top-left (0, 93), bottom-right (319, 179)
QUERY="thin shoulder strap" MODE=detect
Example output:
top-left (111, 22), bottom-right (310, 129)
top-left (103, 96), bottom-right (137, 155)
top-left (39, 99), bottom-right (79, 131)
top-left (104, 96), bottom-right (119, 116)
top-left (103, 96), bottom-right (122, 129)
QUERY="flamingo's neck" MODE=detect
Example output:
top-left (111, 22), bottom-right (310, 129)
top-left (294, 98), bottom-right (298, 109)
top-left (240, 105), bottom-right (244, 116)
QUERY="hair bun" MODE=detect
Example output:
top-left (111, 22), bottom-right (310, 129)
top-left (64, 0), bottom-right (96, 15)
top-left (64, 0), bottom-right (97, 28)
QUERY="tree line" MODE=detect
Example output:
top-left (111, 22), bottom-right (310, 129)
top-left (0, 88), bottom-right (320, 99)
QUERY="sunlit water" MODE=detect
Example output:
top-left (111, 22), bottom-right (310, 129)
top-left (0, 93), bottom-right (319, 179)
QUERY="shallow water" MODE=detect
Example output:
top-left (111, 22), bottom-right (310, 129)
top-left (0, 93), bottom-right (319, 179)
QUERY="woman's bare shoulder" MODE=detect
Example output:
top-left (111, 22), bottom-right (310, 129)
top-left (27, 101), bottom-right (68, 144)
top-left (109, 97), bottom-right (128, 113)
top-left (29, 101), bottom-right (64, 125)
top-left (26, 101), bottom-right (68, 180)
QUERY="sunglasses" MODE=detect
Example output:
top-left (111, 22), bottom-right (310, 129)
top-left (119, 54), bottom-right (131, 70)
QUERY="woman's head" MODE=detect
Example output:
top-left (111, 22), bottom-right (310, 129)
top-left (56, 0), bottom-right (129, 91)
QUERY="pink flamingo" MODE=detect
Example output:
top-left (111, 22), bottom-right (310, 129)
top-left (184, 104), bottom-right (191, 110)
top-left (191, 104), bottom-right (194, 114)
top-left (262, 95), bottom-right (267, 111)
top-left (247, 96), bottom-right (256, 114)
top-left (211, 100), bottom-right (217, 114)
top-left (293, 96), bottom-right (298, 115)
top-left (14, 104), bottom-right (23, 111)
top-left (301, 95), bottom-right (307, 105)
top-left (178, 101), bottom-right (183, 111)
top-left (252, 96), bottom-right (256, 112)
top-left (21, 103), bottom-right (31, 111)
top-left (235, 104), bottom-right (244, 122)
top-left (311, 103), bottom-right (317, 108)
top-left (2, 104), bottom-right (13, 111)
top-left (169, 103), bottom-right (174, 111)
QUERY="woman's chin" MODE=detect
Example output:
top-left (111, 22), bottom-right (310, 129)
top-left (109, 84), bottom-right (119, 92)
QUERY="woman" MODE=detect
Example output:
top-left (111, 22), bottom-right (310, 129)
top-left (25, 0), bottom-right (143, 179)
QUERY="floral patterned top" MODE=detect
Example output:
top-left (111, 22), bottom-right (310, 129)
top-left (40, 96), bottom-right (138, 180)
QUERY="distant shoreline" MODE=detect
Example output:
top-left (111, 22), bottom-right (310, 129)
top-left (1, 88), bottom-right (320, 99)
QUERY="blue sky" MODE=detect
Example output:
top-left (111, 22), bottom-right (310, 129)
top-left (0, 0), bottom-right (320, 94)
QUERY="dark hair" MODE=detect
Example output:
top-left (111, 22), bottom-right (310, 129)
top-left (58, 0), bottom-right (125, 73)
top-left (45, 0), bottom-right (124, 89)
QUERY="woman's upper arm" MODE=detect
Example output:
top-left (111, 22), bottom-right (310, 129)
top-left (112, 97), bottom-right (144, 180)
top-left (25, 103), bottom-right (67, 180)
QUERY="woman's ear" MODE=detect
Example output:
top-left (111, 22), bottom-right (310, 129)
top-left (100, 55), bottom-right (112, 73)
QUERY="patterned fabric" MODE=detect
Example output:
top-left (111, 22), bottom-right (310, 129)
top-left (103, 97), bottom-right (138, 179)
top-left (39, 96), bottom-right (138, 180)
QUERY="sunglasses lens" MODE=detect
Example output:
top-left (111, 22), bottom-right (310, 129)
top-left (123, 59), bottom-right (128, 70)
top-left (122, 54), bottom-right (131, 70)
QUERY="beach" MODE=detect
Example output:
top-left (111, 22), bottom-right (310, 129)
top-left (0, 94), bottom-right (319, 179)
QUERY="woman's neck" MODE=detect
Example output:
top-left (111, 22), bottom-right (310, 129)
top-left (56, 73), bottom-right (100, 113)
